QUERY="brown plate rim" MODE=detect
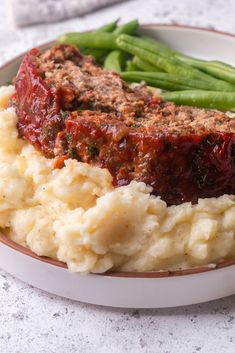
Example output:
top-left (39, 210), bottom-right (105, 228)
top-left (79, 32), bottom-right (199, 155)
top-left (1, 232), bottom-right (235, 278)
top-left (1, 24), bottom-right (235, 279)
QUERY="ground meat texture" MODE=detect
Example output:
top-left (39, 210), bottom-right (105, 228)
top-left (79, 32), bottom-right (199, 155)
top-left (56, 110), bottom-right (235, 205)
top-left (13, 44), bottom-right (235, 205)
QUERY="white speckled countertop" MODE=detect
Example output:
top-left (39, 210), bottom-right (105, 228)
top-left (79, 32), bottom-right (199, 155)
top-left (1, 0), bottom-right (235, 352)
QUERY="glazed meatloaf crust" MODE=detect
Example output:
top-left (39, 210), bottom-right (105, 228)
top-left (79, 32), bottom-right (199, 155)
top-left (13, 44), bottom-right (235, 205)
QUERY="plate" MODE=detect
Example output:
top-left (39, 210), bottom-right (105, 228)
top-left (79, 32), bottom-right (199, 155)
top-left (1, 24), bottom-right (235, 308)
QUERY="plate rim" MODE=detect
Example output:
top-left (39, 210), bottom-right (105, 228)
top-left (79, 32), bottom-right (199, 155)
top-left (1, 232), bottom-right (235, 278)
top-left (1, 23), bottom-right (235, 279)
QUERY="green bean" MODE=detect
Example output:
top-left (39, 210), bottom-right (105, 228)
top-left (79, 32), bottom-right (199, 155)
top-left (85, 48), bottom-right (108, 61)
top-left (143, 35), bottom-right (235, 73)
top-left (121, 71), bottom-right (225, 91)
top-left (176, 54), bottom-right (235, 73)
top-left (117, 35), bottom-right (235, 91)
top-left (142, 35), bottom-right (235, 85)
top-left (133, 35), bottom-right (235, 88)
top-left (126, 60), bottom-right (141, 71)
top-left (104, 50), bottom-right (125, 72)
top-left (121, 72), bottom-right (194, 90)
top-left (102, 21), bottom-right (139, 69)
top-left (114, 19), bottom-right (138, 35)
top-left (162, 90), bottom-right (235, 111)
top-left (175, 54), bottom-right (235, 85)
top-left (95, 20), bottom-right (119, 33)
top-left (58, 32), bottom-right (118, 50)
top-left (84, 49), bottom-right (107, 61)
top-left (84, 20), bottom-right (119, 60)
top-left (212, 60), bottom-right (235, 73)
top-left (118, 35), bottom-right (212, 80)
top-left (141, 35), bottom-right (174, 56)
top-left (133, 56), bottom-right (163, 72)
top-left (82, 20), bottom-right (119, 61)
top-left (117, 35), bottom-right (184, 74)
top-left (122, 71), bottom-right (193, 91)
top-left (116, 35), bottom-right (196, 75)
top-left (59, 20), bottom-right (138, 61)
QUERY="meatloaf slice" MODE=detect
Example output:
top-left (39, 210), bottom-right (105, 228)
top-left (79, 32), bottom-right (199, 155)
top-left (13, 44), bottom-right (235, 205)
top-left (54, 109), bottom-right (235, 205)
top-left (13, 44), bottom-right (152, 156)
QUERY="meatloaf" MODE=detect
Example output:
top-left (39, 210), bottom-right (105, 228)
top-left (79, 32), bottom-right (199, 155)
top-left (13, 44), bottom-right (235, 205)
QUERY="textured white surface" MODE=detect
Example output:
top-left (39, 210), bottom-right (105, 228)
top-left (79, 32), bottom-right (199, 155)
top-left (0, 0), bottom-right (235, 352)
top-left (11, 0), bottom-right (124, 26)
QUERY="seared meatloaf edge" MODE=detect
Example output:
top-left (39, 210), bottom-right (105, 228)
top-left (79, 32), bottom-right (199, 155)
top-left (12, 44), bottom-right (235, 205)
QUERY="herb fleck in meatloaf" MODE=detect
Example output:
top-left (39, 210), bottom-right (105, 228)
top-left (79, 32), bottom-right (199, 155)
top-left (13, 44), bottom-right (235, 205)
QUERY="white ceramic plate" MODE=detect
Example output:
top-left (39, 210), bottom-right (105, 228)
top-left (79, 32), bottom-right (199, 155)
top-left (1, 24), bottom-right (235, 308)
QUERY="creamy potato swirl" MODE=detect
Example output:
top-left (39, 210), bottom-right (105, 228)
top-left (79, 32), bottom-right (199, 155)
top-left (0, 86), bottom-right (235, 273)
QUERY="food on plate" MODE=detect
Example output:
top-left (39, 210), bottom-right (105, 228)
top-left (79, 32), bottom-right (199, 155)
top-left (59, 20), bottom-right (235, 109)
top-left (117, 34), bottom-right (235, 90)
top-left (1, 88), bottom-right (235, 273)
top-left (14, 44), bottom-right (235, 206)
top-left (1, 20), bottom-right (235, 274)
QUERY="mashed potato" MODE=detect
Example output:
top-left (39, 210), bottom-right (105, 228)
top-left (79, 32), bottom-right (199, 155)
top-left (1, 86), bottom-right (235, 273)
